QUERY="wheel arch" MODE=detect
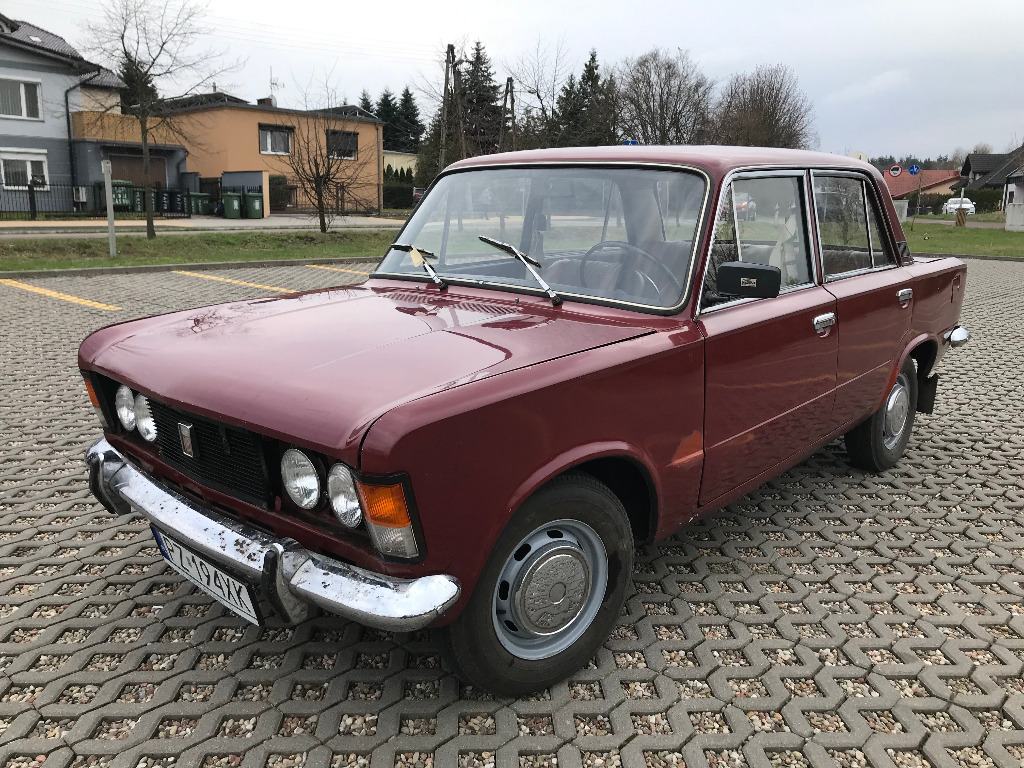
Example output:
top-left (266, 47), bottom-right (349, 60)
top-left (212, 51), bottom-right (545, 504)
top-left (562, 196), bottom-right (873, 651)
top-left (568, 455), bottom-right (657, 544)
top-left (884, 333), bottom-right (938, 408)
top-left (507, 443), bottom-right (660, 546)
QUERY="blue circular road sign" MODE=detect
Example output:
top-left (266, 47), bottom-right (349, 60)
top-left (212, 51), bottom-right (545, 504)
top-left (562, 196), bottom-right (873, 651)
top-left (909, 165), bottom-right (921, 175)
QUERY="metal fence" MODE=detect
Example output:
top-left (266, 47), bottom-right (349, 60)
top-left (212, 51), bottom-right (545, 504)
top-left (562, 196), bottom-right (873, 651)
top-left (0, 181), bottom-right (193, 221)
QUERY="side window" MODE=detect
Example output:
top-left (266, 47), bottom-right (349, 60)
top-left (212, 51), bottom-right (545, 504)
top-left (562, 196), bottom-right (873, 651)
top-left (703, 175), bottom-right (812, 307)
top-left (815, 176), bottom-right (871, 277)
top-left (865, 193), bottom-right (895, 267)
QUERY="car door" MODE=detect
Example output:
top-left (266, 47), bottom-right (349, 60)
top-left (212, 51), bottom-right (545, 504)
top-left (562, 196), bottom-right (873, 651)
top-left (811, 172), bottom-right (914, 429)
top-left (697, 172), bottom-right (838, 506)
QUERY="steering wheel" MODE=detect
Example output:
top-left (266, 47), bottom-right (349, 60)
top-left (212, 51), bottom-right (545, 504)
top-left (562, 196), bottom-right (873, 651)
top-left (579, 241), bottom-right (683, 299)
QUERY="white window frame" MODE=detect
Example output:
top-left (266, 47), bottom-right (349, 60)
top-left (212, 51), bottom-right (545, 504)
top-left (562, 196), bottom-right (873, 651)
top-left (0, 77), bottom-right (43, 120)
top-left (258, 125), bottom-right (292, 155)
top-left (0, 148), bottom-right (49, 190)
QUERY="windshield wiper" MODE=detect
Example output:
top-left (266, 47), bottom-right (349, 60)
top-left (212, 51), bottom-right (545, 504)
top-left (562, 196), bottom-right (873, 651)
top-left (390, 243), bottom-right (447, 290)
top-left (477, 236), bottom-right (562, 306)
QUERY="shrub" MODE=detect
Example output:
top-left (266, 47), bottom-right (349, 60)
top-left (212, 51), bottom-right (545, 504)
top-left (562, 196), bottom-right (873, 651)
top-left (383, 183), bottom-right (414, 209)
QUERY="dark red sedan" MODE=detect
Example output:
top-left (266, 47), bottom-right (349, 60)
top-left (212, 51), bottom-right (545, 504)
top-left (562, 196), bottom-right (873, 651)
top-left (82, 146), bottom-right (970, 694)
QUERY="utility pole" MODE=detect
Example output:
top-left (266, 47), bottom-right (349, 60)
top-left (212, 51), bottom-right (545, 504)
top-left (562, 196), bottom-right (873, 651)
top-left (439, 44), bottom-right (453, 170)
top-left (498, 77), bottom-right (516, 153)
top-left (451, 54), bottom-right (467, 161)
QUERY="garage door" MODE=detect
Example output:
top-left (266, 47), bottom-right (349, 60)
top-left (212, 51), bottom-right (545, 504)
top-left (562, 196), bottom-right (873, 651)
top-left (109, 155), bottom-right (167, 186)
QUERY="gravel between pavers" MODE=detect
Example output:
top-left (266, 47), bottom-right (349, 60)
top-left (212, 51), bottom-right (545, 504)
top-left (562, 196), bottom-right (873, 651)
top-left (1, 260), bottom-right (1023, 768)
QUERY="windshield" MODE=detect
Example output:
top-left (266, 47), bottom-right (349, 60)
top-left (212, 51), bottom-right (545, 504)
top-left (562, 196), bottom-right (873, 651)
top-left (376, 166), bottom-right (707, 309)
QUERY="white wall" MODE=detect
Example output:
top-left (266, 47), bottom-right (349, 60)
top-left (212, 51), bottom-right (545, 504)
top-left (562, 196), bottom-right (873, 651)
top-left (1006, 203), bottom-right (1024, 232)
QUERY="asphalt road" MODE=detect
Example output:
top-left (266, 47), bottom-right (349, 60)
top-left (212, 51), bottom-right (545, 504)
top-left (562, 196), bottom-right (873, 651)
top-left (0, 259), bottom-right (1020, 768)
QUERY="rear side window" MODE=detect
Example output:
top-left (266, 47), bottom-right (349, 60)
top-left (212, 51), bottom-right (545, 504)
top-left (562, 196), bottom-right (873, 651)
top-left (702, 175), bottom-right (812, 307)
top-left (814, 174), bottom-right (895, 276)
top-left (814, 176), bottom-right (871, 277)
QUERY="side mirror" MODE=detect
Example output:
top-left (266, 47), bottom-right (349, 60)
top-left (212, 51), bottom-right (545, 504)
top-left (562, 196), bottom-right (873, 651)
top-left (716, 261), bottom-right (781, 299)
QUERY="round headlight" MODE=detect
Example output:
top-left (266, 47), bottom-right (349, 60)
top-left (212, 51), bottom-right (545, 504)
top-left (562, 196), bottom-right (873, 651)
top-left (134, 394), bottom-right (157, 442)
top-left (115, 385), bottom-right (136, 431)
top-left (328, 464), bottom-right (363, 528)
top-left (281, 449), bottom-right (320, 510)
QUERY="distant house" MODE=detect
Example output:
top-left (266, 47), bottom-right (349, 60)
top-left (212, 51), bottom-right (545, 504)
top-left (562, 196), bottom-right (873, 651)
top-left (1005, 167), bottom-right (1024, 207)
top-left (881, 169), bottom-right (960, 200)
top-left (961, 146), bottom-right (1024, 191)
top-left (73, 90), bottom-right (385, 213)
top-left (383, 150), bottom-right (417, 178)
top-left (0, 14), bottom-right (123, 208)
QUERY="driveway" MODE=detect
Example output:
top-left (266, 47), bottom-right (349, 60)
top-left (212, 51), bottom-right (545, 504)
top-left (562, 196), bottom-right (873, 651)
top-left (0, 259), bottom-right (1020, 768)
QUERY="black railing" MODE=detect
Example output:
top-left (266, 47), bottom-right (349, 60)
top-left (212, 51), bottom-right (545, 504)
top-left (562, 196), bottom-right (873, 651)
top-left (0, 181), bottom-right (193, 221)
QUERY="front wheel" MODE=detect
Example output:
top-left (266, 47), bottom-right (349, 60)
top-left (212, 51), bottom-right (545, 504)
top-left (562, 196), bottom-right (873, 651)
top-left (844, 356), bottom-right (918, 472)
top-left (437, 474), bottom-right (633, 696)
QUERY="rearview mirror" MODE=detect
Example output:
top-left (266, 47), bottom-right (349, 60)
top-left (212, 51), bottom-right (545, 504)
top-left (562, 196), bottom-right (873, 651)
top-left (716, 261), bottom-right (781, 299)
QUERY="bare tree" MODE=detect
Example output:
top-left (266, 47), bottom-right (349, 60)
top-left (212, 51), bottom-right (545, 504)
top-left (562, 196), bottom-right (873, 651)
top-left (86, 0), bottom-right (238, 238)
top-left (971, 142), bottom-right (994, 155)
top-left (615, 48), bottom-right (715, 145)
top-left (949, 147), bottom-right (967, 172)
top-left (285, 78), bottom-right (382, 233)
top-left (714, 64), bottom-right (815, 149)
top-left (507, 37), bottom-right (571, 144)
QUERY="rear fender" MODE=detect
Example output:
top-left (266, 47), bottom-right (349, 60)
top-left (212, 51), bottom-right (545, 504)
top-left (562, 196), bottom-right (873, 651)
top-left (882, 333), bottom-right (939, 411)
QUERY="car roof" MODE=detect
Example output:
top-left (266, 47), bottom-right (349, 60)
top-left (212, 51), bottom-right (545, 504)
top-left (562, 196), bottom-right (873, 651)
top-left (446, 145), bottom-right (879, 180)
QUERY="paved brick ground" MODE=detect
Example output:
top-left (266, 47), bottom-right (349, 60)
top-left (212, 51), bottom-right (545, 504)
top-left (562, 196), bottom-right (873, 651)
top-left (0, 259), bottom-right (1020, 768)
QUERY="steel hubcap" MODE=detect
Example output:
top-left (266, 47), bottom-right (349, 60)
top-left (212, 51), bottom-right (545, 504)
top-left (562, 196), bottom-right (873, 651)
top-left (513, 545), bottom-right (591, 635)
top-left (884, 375), bottom-right (910, 449)
top-left (493, 519), bottom-right (608, 661)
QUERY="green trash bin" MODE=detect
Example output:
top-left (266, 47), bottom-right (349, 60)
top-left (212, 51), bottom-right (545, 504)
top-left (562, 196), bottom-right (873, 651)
top-left (222, 192), bottom-right (242, 219)
top-left (243, 192), bottom-right (264, 219)
top-left (192, 192), bottom-right (211, 215)
top-left (111, 180), bottom-right (132, 210)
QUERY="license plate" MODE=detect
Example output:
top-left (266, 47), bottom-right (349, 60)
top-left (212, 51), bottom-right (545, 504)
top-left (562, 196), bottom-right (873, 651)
top-left (152, 526), bottom-right (263, 625)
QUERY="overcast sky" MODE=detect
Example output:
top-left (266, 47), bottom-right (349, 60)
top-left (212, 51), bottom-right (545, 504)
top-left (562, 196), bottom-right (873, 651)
top-left (12, 0), bottom-right (1024, 159)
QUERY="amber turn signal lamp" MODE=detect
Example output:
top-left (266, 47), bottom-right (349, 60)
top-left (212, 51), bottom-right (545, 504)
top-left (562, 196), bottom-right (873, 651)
top-left (83, 377), bottom-right (100, 406)
top-left (83, 376), bottom-right (109, 429)
top-left (357, 482), bottom-right (412, 528)
top-left (357, 480), bottom-right (420, 559)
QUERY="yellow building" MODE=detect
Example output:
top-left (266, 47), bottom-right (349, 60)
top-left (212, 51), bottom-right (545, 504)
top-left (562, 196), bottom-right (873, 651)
top-left (383, 150), bottom-right (418, 178)
top-left (73, 93), bottom-right (384, 214)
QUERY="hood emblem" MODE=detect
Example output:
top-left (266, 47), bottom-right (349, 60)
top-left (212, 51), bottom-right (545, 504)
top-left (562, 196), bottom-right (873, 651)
top-left (178, 423), bottom-right (196, 458)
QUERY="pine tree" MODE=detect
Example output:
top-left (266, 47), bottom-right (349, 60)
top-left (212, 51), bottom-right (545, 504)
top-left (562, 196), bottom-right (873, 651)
top-left (462, 41), bottom-right (502, 157)
top-left (557, 50), bottom-right (617, 147)
top-left (394, 86), bottom-right (425, 153)
top-left (358, 89), bottom-right (374, 116)
top-left (376, 88), bottom-right (399, 150)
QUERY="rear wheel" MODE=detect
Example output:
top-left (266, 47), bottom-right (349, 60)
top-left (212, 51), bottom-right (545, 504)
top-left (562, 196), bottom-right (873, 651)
top-left (437, 474), bottom-right (633, 696)
top-left (845, 356), bottom-right (918, 472)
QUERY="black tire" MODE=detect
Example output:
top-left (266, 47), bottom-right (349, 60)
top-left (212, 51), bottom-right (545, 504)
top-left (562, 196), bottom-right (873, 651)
top-left (437, 473), bottom-right (633, 696)
top-left (845, 356), bottom-right (918, 472)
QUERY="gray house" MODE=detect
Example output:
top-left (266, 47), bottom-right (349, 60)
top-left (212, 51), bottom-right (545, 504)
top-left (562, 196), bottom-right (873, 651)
top-left (0, 14), bottom-right (124, 212)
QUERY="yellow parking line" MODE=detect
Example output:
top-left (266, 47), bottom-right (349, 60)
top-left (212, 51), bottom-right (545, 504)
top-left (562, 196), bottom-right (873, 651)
top-left (172, 270), bottom-right (296, 293)
top-left (0, 279), bottom-right (121, 310)
top-left (307, 264), bottom-right (371, 276)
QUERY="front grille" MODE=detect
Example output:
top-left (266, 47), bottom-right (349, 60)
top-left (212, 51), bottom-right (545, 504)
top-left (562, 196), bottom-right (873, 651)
top-left (148, 400), bottom-right (271, 508)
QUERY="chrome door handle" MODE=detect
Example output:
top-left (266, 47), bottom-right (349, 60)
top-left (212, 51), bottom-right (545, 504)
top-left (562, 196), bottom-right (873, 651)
top-left (897, 288), bottom-right (913, 303)
top-left (813, 312), bottom-right (836, 332)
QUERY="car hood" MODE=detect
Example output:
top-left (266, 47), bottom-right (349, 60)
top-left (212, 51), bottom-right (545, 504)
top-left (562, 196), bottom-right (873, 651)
top-left (81, 282), bottom-right (658, 464)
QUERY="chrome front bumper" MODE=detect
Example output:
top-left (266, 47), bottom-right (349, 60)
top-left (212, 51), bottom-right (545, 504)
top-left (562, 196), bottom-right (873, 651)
top-left (85, 438), bottom-right (460, 630)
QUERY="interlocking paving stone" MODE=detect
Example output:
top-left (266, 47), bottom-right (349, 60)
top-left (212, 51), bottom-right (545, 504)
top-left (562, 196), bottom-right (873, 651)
top-left (0, 258), bottom-right (1021, 768)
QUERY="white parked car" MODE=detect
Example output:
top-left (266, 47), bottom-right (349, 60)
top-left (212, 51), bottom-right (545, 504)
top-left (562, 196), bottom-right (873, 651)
top-left (943, 197), bottom-right (976, 215)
